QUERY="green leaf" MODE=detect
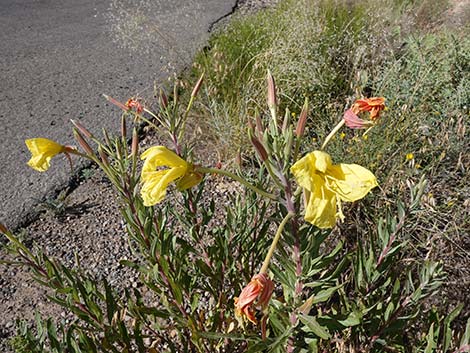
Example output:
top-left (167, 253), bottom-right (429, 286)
top-left (424, 323), bottom-right (436, 353)
top-left (312, 284), bottom-right (342, 304)
top-left (443, 303), bottom-right (464, 351)
top-left (337, 311), bottom-right (362, 327)
top-left (384, 302), bottom-right (395, 322)
top-left (460, 317), bottom-right (470, 347)
top-left (299, 314), bottom-right (330, 339)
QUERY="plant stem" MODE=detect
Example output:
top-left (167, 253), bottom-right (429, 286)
top-left (196, 167), bottom-right (277, 201)
top-left (321, 119), bottom-right (345, 150)
top-left (260, 212), bottom-right (294, 274)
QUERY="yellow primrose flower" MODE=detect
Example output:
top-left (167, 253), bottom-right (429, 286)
top-left (140, 146), bottom-right (202, 206)
top-left (26, 138), bottom-right (67, 172)
top-left (290, 150), bottom-right (377, 229)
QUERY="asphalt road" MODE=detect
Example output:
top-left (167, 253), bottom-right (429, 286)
top-left (0, 0), bottom-right (236, 229)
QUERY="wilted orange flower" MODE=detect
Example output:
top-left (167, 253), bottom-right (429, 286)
top-left (234, 273), bottom-right (274, 325)
top-left (125, 98), bottom-right (143, 113)
top-left (344, 97), bottom-right (386, 129)
top-left (351, 97), bottom-right (385, 121)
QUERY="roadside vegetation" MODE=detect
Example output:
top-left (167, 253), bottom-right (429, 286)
top-left (2, 0), bottom-right (469, 352)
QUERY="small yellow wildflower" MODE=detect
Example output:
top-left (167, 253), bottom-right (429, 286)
top-left (291, 150), bottom-right (377, 229)
top-left (26, 138), bottom-right (67, 172)
top-left (406, 153), bottom-right (414, 161)
top-left (340, 132), bottom-right (346, 140)
top-left (362, 134), bottom-right (368, 141)
top-left (140, 146), bottom-right (202, 206)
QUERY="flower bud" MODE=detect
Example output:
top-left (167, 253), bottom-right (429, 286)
top-left (121, 115), bottom-right (127, 140)
top-left (70, 119), bottom-right (93, 138)
top-left (251, 135), bottom-right (268, 162)
top-left (255, 111), bottom-right (264, 136)
top-left (267, 70), bottom-right (277, 108)
top-left (73, 129), bottom-right (94, 156)
top-left (235, 149), bottom-right (242, 168)
top-left (0, 222), bottom-right (8, 234)
top-left (131, 128), bottom-right (139, 157)
top-left (98, 146), bottom-right (110, 167)
top-left (102, 128), bottom-right (112, 147)
top-left (191, 73), bottom-right (204, 98)
top-left (282, 108), bottom-right (291, 132)
top-left (296, 100), bottom-right (308, 138)
top-left (103, 94), bottom-right (129, 111)
top-left (159, 89), bottom-right (168, 109)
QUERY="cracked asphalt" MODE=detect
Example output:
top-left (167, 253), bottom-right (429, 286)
top-left (0, 0), bottom-right (237, 230)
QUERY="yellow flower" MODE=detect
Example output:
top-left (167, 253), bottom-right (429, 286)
top-left (290, 151), bottom-right (377, 229)
top-left (406, 153), bottom-right (414, 161)
top-left (26, 138), bottom-right (67, 172)
top-left (140, 146), bottom-right (202, 206)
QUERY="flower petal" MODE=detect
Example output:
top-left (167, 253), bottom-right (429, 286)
top-left (141, 166), bottom-right (186, 206)
top-left (326, 164), bottom-right (378, 202)
top-left (25, 138), bottom-right (65, 172)
top-left (176, 171), bottom-right (203, 191)
top-left (304, 174), bottom-right (338, 229)
top-left (141, 146), bottom-right (187, 176)
top-left (290, 151), bottom-right (332, 191)
top-left (343, 109), bottom-right (369, 129)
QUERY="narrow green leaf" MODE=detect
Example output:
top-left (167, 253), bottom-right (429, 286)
top-left (460, 317), bottom-right (470, 346)
top-left (424, 323), bottom-right (436, 353)
top-left (443, 303), bottom-right (464, 351)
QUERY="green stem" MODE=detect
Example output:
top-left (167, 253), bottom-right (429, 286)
top-left (260, 212), bottom-right (294, 274)
top-left (178, 95), bottom-right (195, 141)
top-left (196, 167), bottom-right (277, 201)
top-left (321, 119), bottom-right (345, 150)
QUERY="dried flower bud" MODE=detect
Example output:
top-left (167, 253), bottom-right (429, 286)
top-left (191, 73), bottom-right (204, 98)
top-left (70, 119), bottom-right (93, 138)
top-left (296, 100), bottom-right (308, 138)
